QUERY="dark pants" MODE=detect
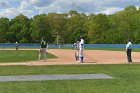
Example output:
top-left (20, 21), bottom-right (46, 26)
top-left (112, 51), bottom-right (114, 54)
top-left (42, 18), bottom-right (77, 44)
top-left (16, 46), bottom-right (18, 50)
top-left (126, 49), bottom-right (132, 62)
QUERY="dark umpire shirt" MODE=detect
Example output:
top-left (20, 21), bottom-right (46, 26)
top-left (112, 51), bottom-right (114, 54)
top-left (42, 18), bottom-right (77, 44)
top-left (41, 40), bottom-right (47, 48)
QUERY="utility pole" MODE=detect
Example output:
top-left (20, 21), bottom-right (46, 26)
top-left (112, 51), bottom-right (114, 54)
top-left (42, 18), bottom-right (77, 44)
top-left (57, 33), bottom-right (59, 45)
top-left (71, 2), bottom-right (88, 12)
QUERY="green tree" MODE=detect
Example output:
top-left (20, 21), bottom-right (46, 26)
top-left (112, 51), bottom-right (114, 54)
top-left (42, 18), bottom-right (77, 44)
top-left (86, 13), bottom-right (109, 43)
top-left (9, 14), bottom-right (30, 43)
top-left (65, 12), bottom-right (88, 43)
top-left (1, 5), bottom-right (140, 44)
top-left (46, 13), bottom-right (69, 43)
top-left (30, 14), bottom-right (52, 43)
top-left (0, 17), bottom-right (9, 42)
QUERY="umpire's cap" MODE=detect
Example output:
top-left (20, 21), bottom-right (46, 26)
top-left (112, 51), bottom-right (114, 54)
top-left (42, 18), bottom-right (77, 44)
top-left (80, 36), bottom-right (83, 39)
top-left (127, 39), bottom-right (131, 42)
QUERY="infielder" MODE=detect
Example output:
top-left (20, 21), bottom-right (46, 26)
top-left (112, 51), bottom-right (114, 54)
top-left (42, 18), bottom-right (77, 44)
top-left (74, 41), bottom-right (80, 61)
top-left (79, 36), bottom-right (84, 63)
top-left (38, 38), bottom-right (47, 62)
top-left (15, 42), bottom-right (18, 50)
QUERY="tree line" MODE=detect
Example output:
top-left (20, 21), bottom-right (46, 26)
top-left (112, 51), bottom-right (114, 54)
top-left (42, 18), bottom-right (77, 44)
top-left (0, 5), bottom-right (140, 44)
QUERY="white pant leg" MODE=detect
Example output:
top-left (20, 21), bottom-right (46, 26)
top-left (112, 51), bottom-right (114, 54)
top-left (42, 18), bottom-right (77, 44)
top-left (75, 50), bottom-right (79, 61)
top-left (79, 48), bottom-right (84, 62)
top-left (38, 49), bottom-right (42, 60)
top-left (42, 48), bottom-right (46, 61)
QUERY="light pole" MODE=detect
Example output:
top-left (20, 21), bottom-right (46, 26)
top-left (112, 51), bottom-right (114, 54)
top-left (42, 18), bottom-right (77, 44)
top-left (71, 2), bottom-right (88, 12)
top-left (56, 32), bottom-right (59, 45)
top-left (53, 15), bottom-right (70, 46)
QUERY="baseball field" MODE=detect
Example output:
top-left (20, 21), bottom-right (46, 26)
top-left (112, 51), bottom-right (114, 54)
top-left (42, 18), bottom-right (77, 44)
top-left (0, 48), bottom-right (140, 93)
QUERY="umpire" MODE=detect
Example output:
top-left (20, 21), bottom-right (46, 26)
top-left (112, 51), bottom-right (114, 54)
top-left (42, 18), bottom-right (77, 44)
top-left (126, 40), bottom-right (132, 62)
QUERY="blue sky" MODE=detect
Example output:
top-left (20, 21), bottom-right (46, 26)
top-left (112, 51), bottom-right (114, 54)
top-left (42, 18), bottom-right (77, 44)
top-left (0, 0), bottom-right (140, 18)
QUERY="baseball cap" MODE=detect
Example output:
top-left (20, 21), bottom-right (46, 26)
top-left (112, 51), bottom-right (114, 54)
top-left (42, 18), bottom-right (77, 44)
top-left (80, 36), bottom-right (83, 39)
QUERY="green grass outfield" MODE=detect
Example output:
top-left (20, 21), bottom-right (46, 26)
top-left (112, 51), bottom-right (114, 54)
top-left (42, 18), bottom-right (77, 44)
top-left (0, 64), bottom-right (139, 93)
top-left (0, 50), bottom-right (57, 62)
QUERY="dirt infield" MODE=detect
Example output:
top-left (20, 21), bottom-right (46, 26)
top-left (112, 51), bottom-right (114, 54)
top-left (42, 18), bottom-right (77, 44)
top-left (0, 49), bottom-right (140, 66)
top-left (46, 49), bottom-right (140, 64)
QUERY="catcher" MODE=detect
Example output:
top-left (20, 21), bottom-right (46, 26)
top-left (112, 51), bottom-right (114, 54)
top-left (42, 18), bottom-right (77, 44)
top-left (74, 41), bottom-right (80, 61)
